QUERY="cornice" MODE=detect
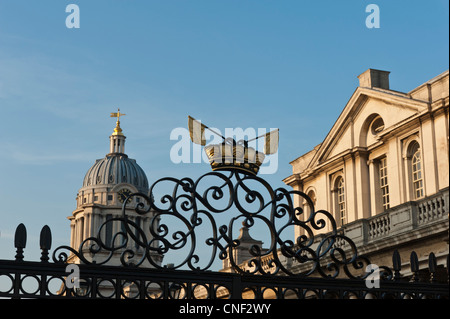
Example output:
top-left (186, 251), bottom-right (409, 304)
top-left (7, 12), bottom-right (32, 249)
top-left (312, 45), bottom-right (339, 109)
top-left (282, 174), bottom-right (302, 187)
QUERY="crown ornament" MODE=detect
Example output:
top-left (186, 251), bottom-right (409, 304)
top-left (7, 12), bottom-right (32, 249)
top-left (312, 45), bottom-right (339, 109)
top-left (188, 116), bottom-right (278, 176)
top-left (204, 138), bottom-right (265, 175)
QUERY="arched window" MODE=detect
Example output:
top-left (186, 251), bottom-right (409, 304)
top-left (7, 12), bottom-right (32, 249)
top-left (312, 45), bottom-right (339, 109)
top-left (411, 147), bottom-right (424, 199)
top-left (306, 189), bottom-right (316, 216)
top-left (370, 116), bottom-right (385, 135)
top-left (336, 177), bottom-right (346, 226)
top-left (298, 188), bottom-right (317, 237)
top-left (359, 114), bottom-right (385, 147)
top-left (405, 140), bottom-right (424, 200)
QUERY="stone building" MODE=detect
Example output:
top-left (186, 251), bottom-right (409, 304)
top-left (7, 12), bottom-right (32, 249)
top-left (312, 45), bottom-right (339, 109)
top-left (282, 69), bottom-right (449, 280)
top-left (67, 115), bottom-right (162, 269)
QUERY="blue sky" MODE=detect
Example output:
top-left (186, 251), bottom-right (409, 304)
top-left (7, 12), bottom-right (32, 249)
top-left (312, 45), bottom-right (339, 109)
top-left (0, 0), bottom-right (448, 262)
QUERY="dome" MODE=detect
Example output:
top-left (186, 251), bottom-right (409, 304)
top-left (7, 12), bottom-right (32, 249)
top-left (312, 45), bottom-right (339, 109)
top-left (82, 154), bottom-right (149, 192)
top-left (80, 111), bottom-right (149, 193)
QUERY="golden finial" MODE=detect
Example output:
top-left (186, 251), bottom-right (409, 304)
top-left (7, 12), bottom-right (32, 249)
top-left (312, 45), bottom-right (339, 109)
top-left (110, 108), bottom-right (126, 136)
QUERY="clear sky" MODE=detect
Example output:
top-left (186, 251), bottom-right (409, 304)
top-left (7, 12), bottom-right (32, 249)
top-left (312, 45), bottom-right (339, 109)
top-left (0, 0), bottom-right (448, 262)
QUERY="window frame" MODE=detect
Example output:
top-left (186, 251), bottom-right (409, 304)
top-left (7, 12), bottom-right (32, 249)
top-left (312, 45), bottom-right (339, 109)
top-left (378, 156), bottom-right (390, 210)
top-left (411, 148), bottom-right (424, 199)
top-left (336, 177), bottom-right (346, 226)
top-left (402, 137), bottom-right (425, 201)
top-left (330, 172), bottom-right (346, 227)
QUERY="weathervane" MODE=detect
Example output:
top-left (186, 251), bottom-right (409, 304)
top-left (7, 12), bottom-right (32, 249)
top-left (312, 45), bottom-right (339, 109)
top-left (110, 108), bottom-right (126, 136)
top-left (110, 108), bottom-right (126, 122)
top-left (188, 116), bottom-right (279, 175)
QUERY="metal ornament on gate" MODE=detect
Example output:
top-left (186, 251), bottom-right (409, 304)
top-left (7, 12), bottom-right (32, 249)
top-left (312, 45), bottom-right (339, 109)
top-left (52, 118), bottom-right (386, 280)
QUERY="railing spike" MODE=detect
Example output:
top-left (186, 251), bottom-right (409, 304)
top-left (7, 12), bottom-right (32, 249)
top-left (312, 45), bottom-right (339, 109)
top-left (428, 252), bottom-right (437, 283)
top-left (410, 251), bottom-right (419, 282)
top-left (392, 249), bottom-right (401, 280)
top-left (40, 225), bottom-right (52, 249)
top-left (39, 225), bottom-right (52, 262)
top-left (14, 223), bottom-right (27, 261)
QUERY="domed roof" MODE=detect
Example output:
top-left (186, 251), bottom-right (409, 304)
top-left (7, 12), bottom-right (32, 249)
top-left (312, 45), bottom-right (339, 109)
top-left (81, 113), bottom-right (149, 192)
top-left (82, 154), bottom-right (149, 192)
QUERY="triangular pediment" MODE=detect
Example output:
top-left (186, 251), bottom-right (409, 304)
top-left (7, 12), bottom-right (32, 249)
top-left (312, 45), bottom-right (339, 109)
top-left (306, 87), bottom-right (429, 170)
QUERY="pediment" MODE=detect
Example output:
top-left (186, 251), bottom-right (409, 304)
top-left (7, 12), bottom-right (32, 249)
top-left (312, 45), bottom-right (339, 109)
top-left (307, 87), bottom-right (429, 169)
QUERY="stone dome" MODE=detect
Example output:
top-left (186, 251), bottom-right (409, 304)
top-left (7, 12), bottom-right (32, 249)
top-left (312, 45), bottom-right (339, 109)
top-left (82, 153), bottom-right (149, 192)
top-left (81, 114), bottom-right (149, 193)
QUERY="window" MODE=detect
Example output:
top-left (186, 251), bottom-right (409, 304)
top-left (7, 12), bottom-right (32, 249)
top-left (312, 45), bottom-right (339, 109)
top-left (305, 190), bottom-right (316, 216)
top-left (406, 140), bottom-right (424, 200)
top-left (336, 177), bottom-right (346, 226)
top-left (79, 217), bottom-right (84, 243)
top-left (105, 214), bottom-right (113, 247)
top-left (379, 157), bottom-right (390, 210)
top-left (370, 117), bottom-right (385, 135)
top-left (412, 149), bottom-right (424, 199)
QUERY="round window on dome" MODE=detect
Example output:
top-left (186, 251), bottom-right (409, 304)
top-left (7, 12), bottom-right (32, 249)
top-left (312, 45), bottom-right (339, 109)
top-left (370, 117), bottom-right (385, 135)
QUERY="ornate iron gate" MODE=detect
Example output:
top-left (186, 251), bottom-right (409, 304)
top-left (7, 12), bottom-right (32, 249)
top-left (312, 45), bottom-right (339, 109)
top-left (0, 170), bottom-right (448, 299)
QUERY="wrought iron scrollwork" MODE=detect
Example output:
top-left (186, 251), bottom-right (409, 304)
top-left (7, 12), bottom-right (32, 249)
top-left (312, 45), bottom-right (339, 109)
top-left (52, 169), bottom-right (388, 279)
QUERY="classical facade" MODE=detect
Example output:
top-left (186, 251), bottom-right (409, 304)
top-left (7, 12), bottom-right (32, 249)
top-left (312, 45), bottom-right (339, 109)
top-left (283, 69), bottom-right (449, 279)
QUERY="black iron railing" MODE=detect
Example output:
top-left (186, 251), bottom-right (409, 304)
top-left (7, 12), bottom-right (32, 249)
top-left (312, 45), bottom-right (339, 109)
top-left (0, 170), bottom-right (448, 299)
